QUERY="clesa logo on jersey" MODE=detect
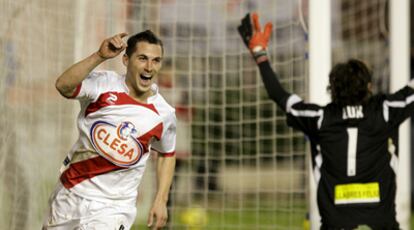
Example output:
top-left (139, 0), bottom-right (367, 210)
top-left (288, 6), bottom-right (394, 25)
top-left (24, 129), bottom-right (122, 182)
top-left (90, 121), bottom-right (144, 167)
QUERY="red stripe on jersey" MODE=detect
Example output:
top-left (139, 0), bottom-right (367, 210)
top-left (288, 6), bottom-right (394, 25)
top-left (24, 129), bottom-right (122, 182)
top-left (161, 151), bottom-right (176, 157)
top-left (68, 83), bottom-right (82, 99)
top-left (60, 156), bottom-right (125, 189)
top-left (85, 92), bottom-right (159, 117)
top-left (138, 122), bottom-right (163, 152)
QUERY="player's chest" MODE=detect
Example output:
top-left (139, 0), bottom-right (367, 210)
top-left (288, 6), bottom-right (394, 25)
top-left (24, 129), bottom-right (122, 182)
top-left (82, 102), bottom-right (163, 166)
top-left (82, 91), bottom-right (163, 142)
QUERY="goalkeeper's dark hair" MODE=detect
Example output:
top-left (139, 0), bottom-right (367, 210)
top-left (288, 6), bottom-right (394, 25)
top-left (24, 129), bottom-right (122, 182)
top-left (125, 30), bottom-right (164, 57)
top-left (328, 59), bottom-right (372, 106)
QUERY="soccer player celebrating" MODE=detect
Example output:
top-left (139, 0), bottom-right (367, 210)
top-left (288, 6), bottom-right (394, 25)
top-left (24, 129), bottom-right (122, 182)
top-left (43, 30), bottom-right (176, 230)
top-left (238, 13), bottom-right (413, 229)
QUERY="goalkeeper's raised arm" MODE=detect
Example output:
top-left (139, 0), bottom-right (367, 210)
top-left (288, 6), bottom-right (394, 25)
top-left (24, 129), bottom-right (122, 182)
top-left (55, 32), bottom-right (127, 98)
top-left (238, 13), bottom-right (292, 112)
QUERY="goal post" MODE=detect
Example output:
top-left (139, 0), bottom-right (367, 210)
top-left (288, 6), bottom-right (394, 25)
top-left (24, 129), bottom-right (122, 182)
top-left (308, 0), bottom-right (331, 229)
top-left (390, 0), bottom-right (411, 229)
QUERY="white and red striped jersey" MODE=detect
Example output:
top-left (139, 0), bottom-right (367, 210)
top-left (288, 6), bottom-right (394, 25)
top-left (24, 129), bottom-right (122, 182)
top-left (59, 70), bottom-right (176, 205)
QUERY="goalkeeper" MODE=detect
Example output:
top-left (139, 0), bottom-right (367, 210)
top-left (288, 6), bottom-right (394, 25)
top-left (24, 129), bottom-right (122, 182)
top-left (238, 12), bottom-right (413, 229)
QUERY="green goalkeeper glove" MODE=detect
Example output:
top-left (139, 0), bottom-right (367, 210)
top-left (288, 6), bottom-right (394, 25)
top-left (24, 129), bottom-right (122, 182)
top-left (238, 12), bottom-right (273, 63)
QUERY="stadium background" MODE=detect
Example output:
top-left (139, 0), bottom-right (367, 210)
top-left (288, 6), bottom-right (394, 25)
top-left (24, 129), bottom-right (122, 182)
top-left (0, 0), bottom-right (413, 229)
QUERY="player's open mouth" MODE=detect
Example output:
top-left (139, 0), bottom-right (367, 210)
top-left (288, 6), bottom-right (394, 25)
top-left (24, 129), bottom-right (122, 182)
top-left (139, 73), bottom-right (153, 87)
top-left (140, 74), bottom-right (152, 81)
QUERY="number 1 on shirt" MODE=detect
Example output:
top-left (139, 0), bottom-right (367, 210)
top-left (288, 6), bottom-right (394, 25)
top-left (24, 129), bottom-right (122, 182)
top-left (346, 128), bottom-right (358, 176)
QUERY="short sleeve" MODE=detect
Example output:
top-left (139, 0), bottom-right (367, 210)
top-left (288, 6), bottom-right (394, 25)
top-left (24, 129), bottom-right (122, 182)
top-left (151, 111), bottom-right (177, 157)
top-left (286, 96), bottom-right (324, 136)
top-left (70, 71), bottom-right (108, 102)
top-left (383, 85), bottom-right (414, 127)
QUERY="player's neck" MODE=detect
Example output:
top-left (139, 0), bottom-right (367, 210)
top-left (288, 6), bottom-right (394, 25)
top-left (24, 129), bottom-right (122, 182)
top-left (125, 79), bottom-right (153, 104)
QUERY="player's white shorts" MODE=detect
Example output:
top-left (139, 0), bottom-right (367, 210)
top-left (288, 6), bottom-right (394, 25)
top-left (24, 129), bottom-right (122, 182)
top-left (43, 183), bottom-right (136, 230)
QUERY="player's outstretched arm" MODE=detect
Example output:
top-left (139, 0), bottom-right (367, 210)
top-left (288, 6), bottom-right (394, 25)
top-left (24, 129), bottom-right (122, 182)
top-left (147, 154), bottom-right (176, 229)
top-left (55, 32), bottom-right (128, 98)
top-left (238, 13), bottom-right (292, 112)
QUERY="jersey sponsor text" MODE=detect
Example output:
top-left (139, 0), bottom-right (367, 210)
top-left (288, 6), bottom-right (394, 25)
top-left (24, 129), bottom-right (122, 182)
top-left (91, 121), bottom-right (144, 167)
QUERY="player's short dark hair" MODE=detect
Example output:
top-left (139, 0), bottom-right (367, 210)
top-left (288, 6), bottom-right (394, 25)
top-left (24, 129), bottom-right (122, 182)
top-left (125, 30), bottom-right (164, 57)
top-left (328, 59), bottom-right (372, 106)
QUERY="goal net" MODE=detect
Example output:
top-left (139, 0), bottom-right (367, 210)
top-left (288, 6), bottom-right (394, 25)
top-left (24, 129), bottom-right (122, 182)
top-left (155, 1), bottom-right (309, 229)
top-left (0, 1), bottom-right (81, 229)
top-left (0, 0), bottom-right (408, 229)
top-left (332, 0), bottom-right (390, 93)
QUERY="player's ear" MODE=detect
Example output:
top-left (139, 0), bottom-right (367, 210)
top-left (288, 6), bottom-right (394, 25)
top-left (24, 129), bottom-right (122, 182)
top-left (122, 54), bottom-right (129, 67)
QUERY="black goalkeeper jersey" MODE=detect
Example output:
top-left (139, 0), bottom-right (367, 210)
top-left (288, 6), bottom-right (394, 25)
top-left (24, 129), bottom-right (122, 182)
top-left (258, 61), bottom-right (414, 229)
